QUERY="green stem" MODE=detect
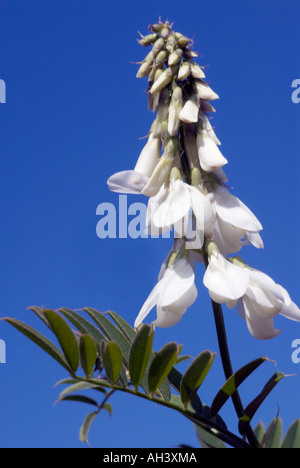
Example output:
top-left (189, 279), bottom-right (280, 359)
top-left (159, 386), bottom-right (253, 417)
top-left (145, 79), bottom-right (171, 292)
top-left (203, 251), bottom-right (260, 448)
top-left (77, 376), bottom-right (250, 449)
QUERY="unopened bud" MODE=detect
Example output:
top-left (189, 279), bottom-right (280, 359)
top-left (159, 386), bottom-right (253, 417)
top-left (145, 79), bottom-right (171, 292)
top-left (191, 167), bottom-right (202, 187)
top-left (205, 239), bottom-right (219, 258)
top-left (166, 35), bottom-right (177, 53)
top-left (177, 36), bottom-right (192, 47)
top-left (170, 166), bottom-right (182, 182)
top-left (168, 48), bottom-right (183, 66)
top-left (190, 61), bottom-right (206, 79)
top-left (152, 37), bottom-right (165, 56)
top-left (149, 22), bottom-right (164, 33)
top-left (155, 50), bottom-right (168, 66)
top-left (168, 86), bottom-right (183, 136)
top-left (160, 26), bottom-right (171, 39)
top-left (178, 61), bottom-right (190, 81)
top-left (136, 60), bottom-right (152, 78)
top-left (183, 49), bottom-right (199, 59)
top-left (138, 33), bottom-right (159, 47)
top-left (150, 67), bottom-right (173, 94)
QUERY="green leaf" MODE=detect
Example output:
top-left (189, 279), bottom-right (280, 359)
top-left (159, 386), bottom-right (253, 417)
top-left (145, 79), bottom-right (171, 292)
top-left (148, 342), bottom-right (182, 394)
top-left (211, 356), bottom-right (268, 417)
top-left (28, 306), bottom-right (52, 329)
top-left (59, 308), bottom-right (106, 350)
top-left (56, 381), bottom-right (106, 402)
top-left (59, 395), bottom-right (100, 407)
top-left (100, 310), bottom-right (171, 401)
top-left (79, 411), bottom-right (98, 443)
top-left (1, 317), bottom-right (70, 371)
top-left (175, 355), bottom-right (192, 366)
top-left (194, 405), bottom-right (227, 449)
top-left (194, 423), bottom-right (227, 449)
top-left (238, 372), bottom-right (285, 436)
top-left (44, 309), bottom-right (80, 373)
top-left (79, 334), bottom-right (97, 377)
top-left (180, 350), bottom-right (215, 407)
top-left (168, 367), bottom-right (203, 415)
top-left (253, 422), bottom-right (265, 445)
top-left (101, 341), bottom-right (123, 384)
top-left (281, 419), bottom-right (300, 448)
top-left (264, 417), bottom-right (283, 448)
top-left (129, 324), bottom-right (154, 390)
top-left (102, 402), bottom-right (113, 417)
top-left (108, 311), bottom-right (137, 343)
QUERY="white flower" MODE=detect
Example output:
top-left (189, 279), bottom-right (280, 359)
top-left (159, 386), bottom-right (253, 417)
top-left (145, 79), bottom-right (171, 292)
top-left (134, 255), bottom-right (198, 328)
top-left (208, 185), bottom-right (264, 254)
top-left (107, 137), bottom-right (175, 198)
top-left (146, 178), bottom-right (213, 242)
top-left (203, 250), bottom-right (250, 307)
top-left (237, 269), bottom-right (300, 340)
top-left (194, 80), bottom-right (219, 101)
top-left (196, 131), bottom-right (228, 172)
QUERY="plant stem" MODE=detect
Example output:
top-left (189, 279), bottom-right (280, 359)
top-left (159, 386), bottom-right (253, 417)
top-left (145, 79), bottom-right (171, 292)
top-left (210, 298), bottom-right (260, 448)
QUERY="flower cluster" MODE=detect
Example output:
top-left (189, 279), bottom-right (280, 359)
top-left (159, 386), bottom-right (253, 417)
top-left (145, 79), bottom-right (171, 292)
top-left (107, 20), bottom-right (300, 339)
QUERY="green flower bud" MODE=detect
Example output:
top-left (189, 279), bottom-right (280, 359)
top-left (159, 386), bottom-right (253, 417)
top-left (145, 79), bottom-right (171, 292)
top-left (136, 60), bottom-right (152, 78)
top-left (170, 166), bottom-right (182, 181)
top-left (138, 33), bottom-right (159, 47)
top-left (183, 49), bottom-right (199, 59)
top-left (155, 50), bottom-right (168, 66)
top-left (168, 48), bottom-right (183, 66)
top-left (230, 256), bottom-right (250, 269)
top-left (190, 61), bottom-right (206, 79)
top-left (205, 239), bottom-right (219, 258)
top-left (177, 36), bottom-right (192, 47)
top-left (166, 35), bottom-right (177, 53)
top-left (150, 67), bottom-right (173, 94)
top-left (160, 26), bottom-right (171, 39)
top-left (149, 22), bottom-right (164, 33)
top-left (152, 37), bottom-right (165, 56)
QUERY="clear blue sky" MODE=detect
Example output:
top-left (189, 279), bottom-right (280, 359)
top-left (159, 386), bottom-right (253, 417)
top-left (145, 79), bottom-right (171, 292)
top-left (0, 0), bottom-right (300, 448)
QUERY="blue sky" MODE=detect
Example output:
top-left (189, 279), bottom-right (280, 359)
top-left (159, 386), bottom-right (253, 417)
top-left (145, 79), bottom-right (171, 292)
top-left (0, 0), bottom-right (300, 448)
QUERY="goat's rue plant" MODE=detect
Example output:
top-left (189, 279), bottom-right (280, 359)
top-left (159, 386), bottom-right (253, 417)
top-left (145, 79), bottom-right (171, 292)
top-left (3, 19), bottom-right (300, 449)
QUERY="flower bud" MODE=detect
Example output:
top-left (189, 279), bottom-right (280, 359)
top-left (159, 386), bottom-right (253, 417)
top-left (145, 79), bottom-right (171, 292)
top-left (160, 26), bottom-right (171, 39)
top-left (142, 148), bottom-right (175, 197)
top-left (166, 35), bottom-right (177, 53)
top-left (168, 48), bottom-right (183, 66)
top-left (190, 61), bottom-right (206, 79)
top-left (150, 67), bottom-right (173, 94)
top-left (178, 61), bottom-right (190, 81)
top-left (177, 36), bottom-right (192, 47)
top-left (168, 86), bottom-right (183, 136)
top-left (155, 50), bottom-right (168, 66)
top-left (194, 80), bottom-right (219, 101)
top-left (149, 22), bottom-right (164, 33)
top-left (197, 131), bottom-right (228, 172)
top-left (138, 33), bottom-right (159, 46)
top-left (179, 94), bottom-right (199, 123)
top-left (152, 37), bottom-right (165, 56)
top-left (183, 49), bottom-right (199, 59)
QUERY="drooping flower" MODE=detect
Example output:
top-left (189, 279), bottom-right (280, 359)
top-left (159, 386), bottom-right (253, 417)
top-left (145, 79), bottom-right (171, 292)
top-left (203, 244), bottom-right (250, 307)
top-left (145, 171), bottom-right (213, 243)
top-left (208, 185), bottom-right (264, 254)
top-left (236, 268), bottom-right (300, 340)
top-left (134, 253), bottom-right (198, 329)
top-left (196, 131), bottom-right (228, 172)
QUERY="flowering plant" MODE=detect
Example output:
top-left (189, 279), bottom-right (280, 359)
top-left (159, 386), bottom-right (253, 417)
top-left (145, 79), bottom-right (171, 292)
top-left (2, 19), bottom-right (300, 449)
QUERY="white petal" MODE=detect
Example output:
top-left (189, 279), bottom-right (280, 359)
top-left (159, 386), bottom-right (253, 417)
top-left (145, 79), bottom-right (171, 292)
top-left (280, 301), bottom-right (300, 322)
top-left (134, 135), bottom-right (161, 177)
top-left (134, 278), bottom-right (166, 328)
top-left (242, 295), bottom-right (281, 340)
top-left (246, 231), bottom-right (264, 249)
top-left (214, 185), bottom-right (263, 232)
top-left (107, 170), bottom-right (148, 194)
top-left (179, 97), bottom-right (199, 123)
top-left (159, 258), bottom-right (196, 308)
top-left (211, 215), bottom-right (245, 255)
top-left (203, 253), bottom-right (250, 301)
top-left (245, 283), bottom-right (282, 318)
top-left (249, 270), bottom-right (286, 303)
top-left (195, 81), bottom-right (219, 101)
top-left (153, 180), bottom-right (191, 228)
top-left (196, 132), bottom-right (228, 172)
top-left (142, 153), bottom-right (174, 197)
top-left (152, 306), bottom-right (186, 328)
